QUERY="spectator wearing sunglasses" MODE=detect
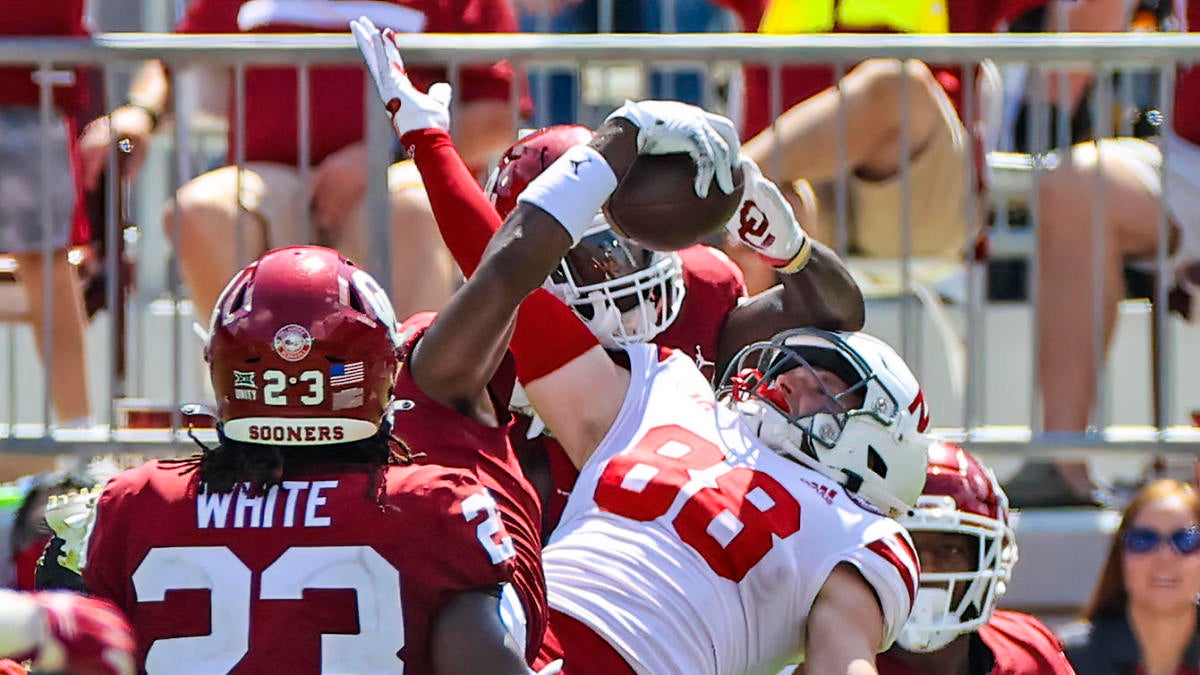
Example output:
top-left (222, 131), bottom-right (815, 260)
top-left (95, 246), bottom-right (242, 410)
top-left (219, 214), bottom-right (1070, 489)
top-left (1061, 479), bottom-right (1200, 675)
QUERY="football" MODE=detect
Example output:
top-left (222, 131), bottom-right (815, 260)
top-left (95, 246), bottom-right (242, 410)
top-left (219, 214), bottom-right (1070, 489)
top-left (603, 153), bottom-right (745, 251)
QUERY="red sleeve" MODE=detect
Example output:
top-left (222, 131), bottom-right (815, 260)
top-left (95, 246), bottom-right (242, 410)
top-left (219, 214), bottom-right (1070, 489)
top-left (400, 128), bottom-right (599, 383)
top-left (175, 0), bottom-right (242, 33)
top-left (511, 290), bottom-right (599, 383)
top-left (401, 128), bottom-right (501, 277)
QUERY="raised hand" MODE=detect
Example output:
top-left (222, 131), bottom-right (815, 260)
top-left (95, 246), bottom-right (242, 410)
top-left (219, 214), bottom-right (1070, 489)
top-left (351, 16), bottom-right (452, 137)
top-left (726, 157), bottom-right (812, 273)
top-left (605, 100), bottom-right (740, 199)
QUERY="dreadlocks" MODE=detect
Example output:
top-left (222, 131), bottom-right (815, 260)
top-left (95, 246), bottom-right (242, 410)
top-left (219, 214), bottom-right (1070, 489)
top-left (163, 421), bottom-right (424, 504)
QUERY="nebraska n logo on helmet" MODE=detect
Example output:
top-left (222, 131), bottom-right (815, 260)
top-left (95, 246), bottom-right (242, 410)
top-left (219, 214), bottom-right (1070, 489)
top-left (716, 327), bottom-right (931, 517)
top-left (205, 246), bottom-right (402, 446)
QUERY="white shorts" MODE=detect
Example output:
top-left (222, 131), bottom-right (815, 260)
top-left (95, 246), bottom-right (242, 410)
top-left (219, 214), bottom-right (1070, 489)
top-left (0, 107), bottom-right (77, 253)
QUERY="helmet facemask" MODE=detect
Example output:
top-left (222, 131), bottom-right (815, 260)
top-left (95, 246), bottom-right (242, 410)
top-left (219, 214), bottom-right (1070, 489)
top-left (717, 329), bottom-right (929, 516)
top-left (896, 495), bottom-right (1017, 653)
top-left (547, 218), bottom-right (685, 347)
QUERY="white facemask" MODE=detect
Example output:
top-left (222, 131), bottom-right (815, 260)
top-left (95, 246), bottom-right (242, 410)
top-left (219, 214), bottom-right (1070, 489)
top-left (895, 587), bottom-right (960, 653)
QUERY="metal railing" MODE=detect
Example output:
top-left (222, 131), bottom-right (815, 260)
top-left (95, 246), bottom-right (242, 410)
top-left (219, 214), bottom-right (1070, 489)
top-left (0, 32), bottom-right (1195, 468)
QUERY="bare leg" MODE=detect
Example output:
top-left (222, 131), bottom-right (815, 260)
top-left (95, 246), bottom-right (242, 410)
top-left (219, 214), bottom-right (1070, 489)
top-left (386, 185), bottom-right (459, 318)
top-left (1036, 140), bottom-right (1166, 501)
top-left (164, 164), bottom-right (301, 320)
top-left (1037, 141), bottom-right (1164, 431)
top-left (14, 250), bottom-right (90, 424)
top-left (744, 59), bottom-right (948, 186)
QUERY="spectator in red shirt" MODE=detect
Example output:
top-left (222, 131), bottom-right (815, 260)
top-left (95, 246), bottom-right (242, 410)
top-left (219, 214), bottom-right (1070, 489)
top-left (78, 0), bottom-right (524, 321)
top-left (0, 1), bottom-right (94, 430)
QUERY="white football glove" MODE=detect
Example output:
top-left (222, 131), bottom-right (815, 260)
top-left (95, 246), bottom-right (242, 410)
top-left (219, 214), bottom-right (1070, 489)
top-left (351, 16), bottom-right (451, 137)
top-left (605, 100), bottom-right (740, 199)
top-left (43, 487), bottom-right (102, 575)
top-left (726, 157), bottom-right (812, 273)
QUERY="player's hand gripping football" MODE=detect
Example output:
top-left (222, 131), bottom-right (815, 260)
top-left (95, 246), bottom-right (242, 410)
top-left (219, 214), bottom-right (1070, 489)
top-left (725, 157), bottom-right (812, 273)
top-left (0, 590), bottom-right (136, 675)
top-left (605, 100), bottom-right (740, 199)
top-left (351, 16), bottom-right (451, 137)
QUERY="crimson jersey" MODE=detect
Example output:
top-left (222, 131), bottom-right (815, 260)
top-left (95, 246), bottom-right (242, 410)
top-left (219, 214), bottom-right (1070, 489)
top-left (655, 245), bottom-right (748, 381)
top-left (83, 459), bottom-right (522, 673)
top-left (177, 0), bottom-right (524, 165)
top-left (877, 610), bottom-right (1075, 675)
top-left (388, 312), bottom-right (548, 662)
top-left (711, 0), bottom-right (1045, 137)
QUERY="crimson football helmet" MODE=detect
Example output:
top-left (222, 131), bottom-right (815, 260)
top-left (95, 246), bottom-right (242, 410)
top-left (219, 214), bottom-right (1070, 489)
top-left (205, 246), bottom-right (402, 445)
top-left (486, 124), bottom-right (595, 221)
top-left (487, 125), bottom-right (685, 346)
top-left (895, 443), bottom-right (1017, 653)
top-left (717, 328), bottom-right (930, 516)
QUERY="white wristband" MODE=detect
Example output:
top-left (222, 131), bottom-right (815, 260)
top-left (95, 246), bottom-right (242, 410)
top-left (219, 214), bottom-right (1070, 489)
top-left (516, 145), bottom-right (618, 244)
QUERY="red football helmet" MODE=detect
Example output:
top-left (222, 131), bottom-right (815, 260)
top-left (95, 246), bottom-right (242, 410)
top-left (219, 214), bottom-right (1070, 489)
top-left (485, 124), bottom-right (595, 219)
top-left (205, 246), bottom-right (402, 445)
top-left (487, 125), bottom-right (686, 346)
top-left (896, 442), bottom-right (1017, 652)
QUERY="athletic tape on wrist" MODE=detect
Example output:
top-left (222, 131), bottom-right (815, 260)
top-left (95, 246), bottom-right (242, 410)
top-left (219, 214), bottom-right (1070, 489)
top-left (516, 145), bottom-right (617, 245)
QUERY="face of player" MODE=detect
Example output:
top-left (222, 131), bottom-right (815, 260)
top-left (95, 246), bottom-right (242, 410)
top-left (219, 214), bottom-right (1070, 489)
top-left (912, 531), bottom-right (975, 605)
top-left (768, 365), bottom-right (864, 417)
top-left (1122, 496), bottom-right (1200, 615)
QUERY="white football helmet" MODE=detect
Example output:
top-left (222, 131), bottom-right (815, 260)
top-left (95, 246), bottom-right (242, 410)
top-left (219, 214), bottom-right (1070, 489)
top-left (716, 328), bottom-right (930, 517)
top-left (896, 443), bottom-right (1017, 653)
top-left (546, 216), bottom-right (685, 347)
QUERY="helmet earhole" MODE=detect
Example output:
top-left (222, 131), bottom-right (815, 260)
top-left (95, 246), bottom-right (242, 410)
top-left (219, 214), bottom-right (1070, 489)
top-left (866, 445), bottom-right (889, 478)
top-left (347, 286), bottom-right (366, 314)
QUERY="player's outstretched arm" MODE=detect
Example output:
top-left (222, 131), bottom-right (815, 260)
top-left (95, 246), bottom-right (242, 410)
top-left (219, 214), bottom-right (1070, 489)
top-left (409, 118), bottom-right (638, 413)
top-left (805, 564), bottom-right (886, 675)
top-left (715, 158), bottom-right (864, 376)
top-left (430, 589), bottom-right (534, 675)
top-left (716, 240), bottom-right (864, 376)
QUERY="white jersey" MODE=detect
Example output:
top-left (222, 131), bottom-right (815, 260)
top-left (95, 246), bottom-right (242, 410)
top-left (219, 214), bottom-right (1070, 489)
top-left (543, 345), bottom-right (917, 675)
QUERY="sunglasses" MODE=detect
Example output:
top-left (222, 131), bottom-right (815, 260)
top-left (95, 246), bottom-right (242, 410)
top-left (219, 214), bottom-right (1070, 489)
top-left (1123, 527), bottom-right (1200, 555)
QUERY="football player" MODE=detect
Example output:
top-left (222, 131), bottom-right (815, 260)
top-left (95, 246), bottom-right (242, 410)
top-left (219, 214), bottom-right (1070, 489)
top-left (876, 443), bottom-right (1075, 675)
top-left (384, 97), bottom-right (863, 541)
top-left (0, 589), bottom-right (135, 675)
top-left (485, 124), bottom-right (865, 379)
top-left (357, 20), bottom-right (924, 673)
top-left (68, 247), bottom-right (554, 673)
